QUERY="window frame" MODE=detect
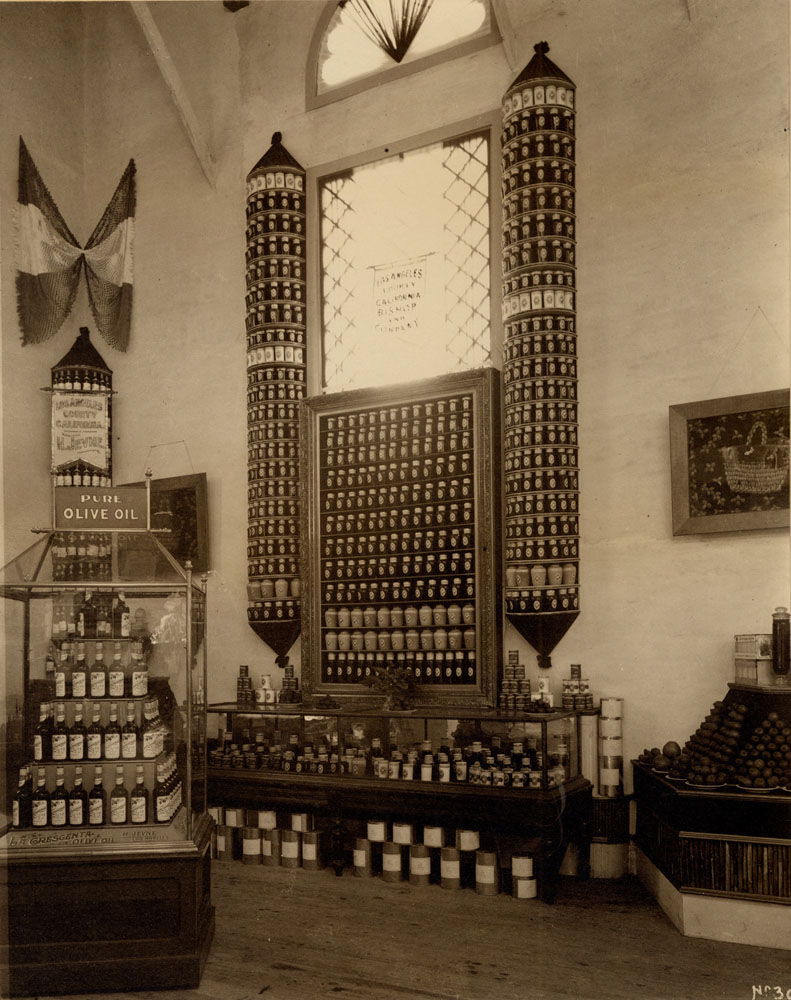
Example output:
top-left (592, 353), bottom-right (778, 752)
top-left (305, 0), bottom-right (503, 111)
top-left (305, 111), bottom-right (504, 397)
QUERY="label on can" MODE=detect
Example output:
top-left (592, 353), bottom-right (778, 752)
top-left (410, 856), bottom-right (431, 875)
top-left (353, 849), bottom-right (369, 867)
top-left (441, 859), bottom-right (460, 879)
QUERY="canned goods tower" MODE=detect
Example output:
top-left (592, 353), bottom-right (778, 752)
top-left (501, 43), bottom-right (579, 668)
top-left (245, 133), bottom-right (306, 664)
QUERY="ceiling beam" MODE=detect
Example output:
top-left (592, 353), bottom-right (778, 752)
top-left (490, 0), bottom-right (520, 72)
top-left (130, 2), bottom-right (218, 188)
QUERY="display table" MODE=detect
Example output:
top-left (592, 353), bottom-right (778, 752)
top-left (207, 767), bottom-right (591, 902)
top-left (632, 762), bottom-right (791, 950)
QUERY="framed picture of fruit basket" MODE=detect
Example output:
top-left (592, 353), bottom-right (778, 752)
top-left (669, 389), bottom-right (790, 535)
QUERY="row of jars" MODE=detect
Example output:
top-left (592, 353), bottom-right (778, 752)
top-left (323, 479), bottom-right (474, 510)
top-left (247, 303), bottom-right (305, 325)
top-left (324, 517), bottom-right (474, 547)
top-left (325, 539), bottom-right (473, 571)
top-left (323, 437), bottom-right (472, 465)
top-left (325, 626), bottom-right (476, 654)
top-left (324, 420), bottom-right (473, 449)
top-left (505, 317), bottom-right (576, 338)
top-left (248, 402), bottom-right (300, 423)
top-left (248, 364), bottom-right (305, 385)
top-left (505, 263), bottom-right (575, 294)
top-left (324, 396), bottom-right (472, 430)
top-left (505, 331), bottom-right (577, 358)
top-left (505, 461), bottom-right (579, 484)
top-left (324, 556), bottom-right (475, 584)
top-left (247, 382), bottom-right (306, 404)
top-left (505, 216), bottom-right (575, 245)
top-left (247, 344), bottom-right (305, 368)
top-left (325, 603), bottom-right (475, 629)
top-left (503, 425), bottom-right (578, 449)
top-left (503, 515), bottom-right (578, 538)
top-left (248, 558), bottom-right (298, 579)
top-left (503, 495), bottom-right (577, 521)
top-left (248, 421), bottom-right (298, 443)
top-left (506, 592), bottom-right (579, 614)
top-left (248, 447), bottom-right (298, 465)
top-left (325, 487), bottom-right (474, 516)
top-left (324, 505), bottom-right (473, 535)
top-left (247, 600), bottom-right (299, 623)
top-left (502, 99), bottom-right (574, 128)
top-left (51, 369), bottom-right (111, 392)
top-left (246, 189), bottom-right (303, 214)
top-left (503, 290), bottom-right (575, 318)
top-left (246, 237), bottom-right (303, 261)
top-left (503, 245), bottom-right (574, 272)
top-left (323, 650), bottom-right (476, 686)
top-left (245, 281), bottom-right (305, 307)
top-left (323, 452), bottom-right (474, 483)
top-left (503, 186), bottom-right (574, 216)
top-left (246, 578), bottom-right (301, 599)
top-left (504, 386), bottom-right (578, 409)
top-left (248, 539), bottom-right (298, 559)
top-left (248, 480), bottom-right (301, 502)
top-left (505, 364), bottom-right (578, 386)
top-left (245, 212), bottom-right (304, 239)
top-left (249, 499), bottom-right (299, 519)
top-left (323, 579), bottom-right (474, 605)
top-left (503, 135), bottom-right (574, 166)
top-left (248, 518), bottom-right (297, 539)
top-left (248, 464), bottom-right (298, 485)
top-left (506, 394), bottom-right (578, 422)
top-left (503, 164), bottom-right (575, 195)
top-left (506, 563), bottom-right (576, 588)
top-left (504, 540), bottom-right (578, 562)
top-left (247, 259), bottom-right (304, 283)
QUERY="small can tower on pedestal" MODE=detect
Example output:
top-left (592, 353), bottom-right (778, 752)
top-left (244, 132), bottom-right (306, 669)
top-left (50, 326), bottom-right (112, 488)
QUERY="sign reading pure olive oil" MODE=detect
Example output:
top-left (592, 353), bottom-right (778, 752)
top-left (51, 391), bottom-right (109, 470)
top-left (54, 487), bottom-right (148, 530)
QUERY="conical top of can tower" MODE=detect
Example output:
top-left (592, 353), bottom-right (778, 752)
top-left (248, 131), bottom-right (304, 179)
top-left (509, 41), bottom-right (574, 90)
top-left (52, 326), bottom-right (112, 375)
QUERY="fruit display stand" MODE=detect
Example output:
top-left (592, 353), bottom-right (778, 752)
top-left (632, 683), bottom-right (791, 951)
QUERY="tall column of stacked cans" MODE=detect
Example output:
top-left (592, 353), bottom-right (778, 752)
top-left (245, 133), bottom-right (306, 632)
top-left (501, 43), bottom-right (580, 668)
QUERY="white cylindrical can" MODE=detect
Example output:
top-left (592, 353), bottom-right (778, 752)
top-left (392, 822), bottom-right (413, 845)
top-left (512, 875), bottom-right (538, 899)
top-left (242, 827), bottom-right (262, 864)
top-left (280, 829), bottom-right (301, 868)
top-left (456, 829), bottom-right (480, 852)
top-left (511, 853), bottom-right (534, 878)
top-left (423, 825), bottom-right (444, 848)
top-left (302, 831), bottom-right (320, 870)
top-left (367, 819), bottom-right (387, 842)
top-left (382, 842), bottom-right (403, 883)
top-left (475, 850), bottom-right (499, 895)
top-left (409, 844), bottom-right (431, 885)
top-left (440, 847), bottom-right (461, 889)
top-left (353, 837), bottom-right (373, 877)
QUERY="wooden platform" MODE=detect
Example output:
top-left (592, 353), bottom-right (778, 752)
top-left (29, 862), bottom-right (791, 1000)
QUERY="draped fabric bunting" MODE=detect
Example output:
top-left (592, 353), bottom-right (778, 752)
top-left (16, 137), bottom-right (136, 351)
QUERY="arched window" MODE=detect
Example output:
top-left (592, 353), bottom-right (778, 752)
top-left (307, 0), bottom-right (500, 109)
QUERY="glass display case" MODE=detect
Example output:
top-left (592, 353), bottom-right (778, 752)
top-left (207, 704), bottom-right (579, 791)
top-left (0, 527), bottom-right (213, 996)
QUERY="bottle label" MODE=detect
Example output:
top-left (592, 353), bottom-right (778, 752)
top-left (122, 733), bottom-right (137, 759)
top-left (72, 671), bottom-right (86, 697)
top-left (55, 671), bottom-right (66, 698)
top-left (156, 793), bottom-right (169, 822)
top-left (132, 671), bottom-right (148, 697)
top-left (110, 797), bottom-right (127, 824)
top-left (12, 801), bottom-right (19, 827)
top-left (87, 734), bottom-right (102, 759)
top-left (69, 798), bottom-right (83, 825)
top-left (143, 731), bottom-right (159, 758)
top-left (90, 672), bottom-right (106, 697)
top-left (108, 671), bottom-right (125, 697)
top-left (52, 734), bottom-right (68, 760)
top-left (89, 798), bottom-right (104, 825)
top-left (51, 799), bottom-right (67, 826)
top-left (34, 735), bottom-right (43, 760)
top-left (131, 796), bottom-right (146, 823)
top-left (32, 800), bottom-right (48, 827)
top-left (120, 612), bottom-right (131, 638)
top-left (104, 734), bottom-right (120, 759)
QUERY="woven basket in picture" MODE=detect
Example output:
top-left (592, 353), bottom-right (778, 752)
top-left (719, 421), bottom-right (790, 494)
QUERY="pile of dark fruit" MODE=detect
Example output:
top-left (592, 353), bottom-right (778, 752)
top-left (730, 712), bottom-right (791, 790)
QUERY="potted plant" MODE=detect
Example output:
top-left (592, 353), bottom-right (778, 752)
top-left (364, 663), bottom-right (418, 711)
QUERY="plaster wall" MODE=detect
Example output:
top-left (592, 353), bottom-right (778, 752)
top-left (1, 0), bottom-right (788, 776)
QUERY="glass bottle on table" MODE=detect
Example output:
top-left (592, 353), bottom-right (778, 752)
top-left (69, 766), bottom-right (88, 827)
top-left (110, 765), bottom-right (128, 824)
top-left (31, 767), bottom-right (50, 828)
top-left (86, 703), bottom-right (104, 761)
top-left (130, 764), bottom-right (149, 824)
top-left (90, 642), bottom-right (107, 698)
top-left (69, 702), bottom-right (87, 760)
top-left (54, 641), bottom-right (72, 698)
top-left (50, 766), bottom-right (69, 827)
top-left (113, 592), bottom-right (131, 639)
top-left (130, 641), bottom-right (148, 697)
top-left (71, 642), bottom-right (88, 699)
top-left (78, 589), bottom-right (97, 639)
top-left (51, 703), bottom-right (68, 762)
top-left (108, 643), bottom-right (125, 698)
top-left (104, 703), bottom-right (122, 760)
top-left (34, 703), bottom-right (51, 762)
top-left (89, 766), bottom-right (106, 825)
top-left (46, 648), bottom-right (58, 698)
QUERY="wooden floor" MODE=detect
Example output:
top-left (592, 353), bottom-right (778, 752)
top-left (36, 862), bottom-right (791, 1000)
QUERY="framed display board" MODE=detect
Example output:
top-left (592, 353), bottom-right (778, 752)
top-left (300, 367), bottom-right (501, 706)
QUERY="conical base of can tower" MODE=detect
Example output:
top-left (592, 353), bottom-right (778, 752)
top-left (506, 611), bottom-right (579, 669)
top-left (249, 619), bottom-right (301, 665)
